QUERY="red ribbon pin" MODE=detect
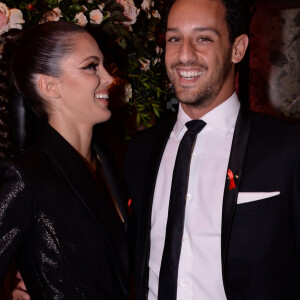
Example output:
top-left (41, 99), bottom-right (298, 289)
top-left (128, 198), bottom-right (132, 215)
top-left (227, 169), bottom-right (236, 190)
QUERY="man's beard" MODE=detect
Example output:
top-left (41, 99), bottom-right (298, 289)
top-left (169, 49), bottom-right (233, 108)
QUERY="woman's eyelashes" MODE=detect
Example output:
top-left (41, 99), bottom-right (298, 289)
top-left (81, 62), bottom-right (99, 71)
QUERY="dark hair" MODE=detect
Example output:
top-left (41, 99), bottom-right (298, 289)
top-left (1, 21), bottom-right (87, 120)
top-left (221, 0), bottom-right (249, 43)
top-left (162, 0), bottom-right (249, 44)
top-left (0, 30), bottom-right (21, 158)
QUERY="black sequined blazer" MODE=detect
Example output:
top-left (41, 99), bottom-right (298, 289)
top-left (0, 122), bottom-right (131, 299)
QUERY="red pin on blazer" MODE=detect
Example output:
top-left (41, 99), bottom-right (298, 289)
top-left (227, 169), bottom-right (236, 190)
top-left (128, 198), bottom-right (133, 215)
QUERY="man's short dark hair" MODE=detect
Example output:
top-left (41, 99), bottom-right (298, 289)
top-left (222, 0), bottom-right (249, 43)
top-left (162, 0), bottom-right (249, 44)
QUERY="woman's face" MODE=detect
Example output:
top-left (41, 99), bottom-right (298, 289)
top-left (55, 32), bottom-right (113, 126)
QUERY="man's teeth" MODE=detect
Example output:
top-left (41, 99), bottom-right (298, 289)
top-left (179, 71), bottom-right (202, 79)
top-left (96, 94), bottom-right (109, 99)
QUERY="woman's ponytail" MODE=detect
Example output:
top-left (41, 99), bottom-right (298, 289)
top-left (0, 29), bottom-right (22, 158)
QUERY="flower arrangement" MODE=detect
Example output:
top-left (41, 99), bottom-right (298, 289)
top-left (0, 0), bottom-right (172, 131)
top-left (0, 2), bottom-right (25, 34)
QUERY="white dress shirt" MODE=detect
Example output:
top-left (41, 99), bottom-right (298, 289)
top-left (148, 93), bottom-right (240, 300)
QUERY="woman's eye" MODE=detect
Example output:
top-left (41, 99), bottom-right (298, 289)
top-left (167, 37), bottom-right (180, 43)
top-left (82, 63), bottom-right (99, 71)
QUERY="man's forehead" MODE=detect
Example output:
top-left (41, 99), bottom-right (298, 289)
top-left (167, 0), bottom-right (226, 26)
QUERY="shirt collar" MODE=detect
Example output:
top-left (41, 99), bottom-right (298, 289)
top-left (173, 92), bottom-right (240, 137)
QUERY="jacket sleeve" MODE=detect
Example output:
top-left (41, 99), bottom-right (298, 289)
top-left (0, 160), bottom-right (33, 281)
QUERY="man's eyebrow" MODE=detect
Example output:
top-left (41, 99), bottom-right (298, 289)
top-left (166, 27), bottom-right (221, 37)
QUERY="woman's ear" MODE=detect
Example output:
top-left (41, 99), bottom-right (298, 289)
top-left (231, 34), bottom-right (249, 64)
top-left (37, 75), bottom-right (61, 99)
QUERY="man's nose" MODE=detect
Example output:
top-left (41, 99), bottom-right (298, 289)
top-left (178, 40), bottom-right (198, 63)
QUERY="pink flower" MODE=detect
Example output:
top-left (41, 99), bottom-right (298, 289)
top-left (42, 7), bottom-right (62, 23)
top-left (138, 58), bottom-right (151, 71)
top-left (0, 10), bottom-right (8, 34)
top-left (0, 3), bottom-right (25, 34)
top-left (152, 10), bottom-right (161, 19)
top-left (116, 0), bottom-right (140, 26)
top-left (89, 9), bottom-right (103, 24)
top-left (74, 12), bottom-right (88, 27)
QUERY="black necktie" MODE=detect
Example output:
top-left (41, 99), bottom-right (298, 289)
top-left (158, 119), bottom-right (206, 300)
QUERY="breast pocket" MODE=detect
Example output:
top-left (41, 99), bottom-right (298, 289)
top-left (236, 192), bottom-right (282, 214)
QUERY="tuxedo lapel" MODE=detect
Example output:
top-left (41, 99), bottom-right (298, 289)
top-left (37, 122), bottom-right (130, 295)
top-left (221, 105), bottom-right (253, 295)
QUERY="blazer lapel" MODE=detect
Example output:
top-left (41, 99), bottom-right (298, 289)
top-left (93, 142), bottom-right (129, 224)
top-left (37, 122), bottom-right (130, 295)
top-left (221, 104), bottom-right (253, 295)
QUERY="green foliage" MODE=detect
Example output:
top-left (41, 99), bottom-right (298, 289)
top-left (127, 57), bottom-right (167, 127)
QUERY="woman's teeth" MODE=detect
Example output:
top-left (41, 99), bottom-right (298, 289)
top-left (96, 94), bottom-right (109, 99)
top-left (179, 71), bottom-right (203, 80)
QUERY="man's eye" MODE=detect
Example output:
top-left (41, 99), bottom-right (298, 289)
top-left (198, 37), bottom-right (212, 42)
top-left (82, 63), bottom-right (99, 70)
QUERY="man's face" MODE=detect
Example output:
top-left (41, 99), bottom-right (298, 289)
top-left (165, 0), bottom-right (234, 111)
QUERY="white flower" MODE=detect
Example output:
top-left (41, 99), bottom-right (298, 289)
top-left (124, 82), bottom-right (132, 102)
top-left (155, 45), bottom-right (163, 55)
top-left (138, 58), bottom-right (151, 71)
top-left (8, 8), bottom-right (25, 29)
top-left (98, 3), bottom-right (105, 11)
top-left (86, 0), bottom-right (94, 3)
top-left (52, 7), bottom-right (62, 18)
top-left (152, 10), bottom-right (161, 19)
top-left (153, 57), bottom-right (161, 65)
top-left (89, 9), bottom-right (103, 24)
top-left (74, 12), bottom-right (88, 27)
top-left (116, 0), bottom-right (140, 25)
top-left (141, 0), bottom-right (151, 11)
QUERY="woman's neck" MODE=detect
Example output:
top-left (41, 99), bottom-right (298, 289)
top-left (48, 118), bottom-right (94, 163)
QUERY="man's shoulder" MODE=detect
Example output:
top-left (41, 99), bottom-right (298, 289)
top-left (248, 111), bottom-right (300, 150)
top-left (130, 114), bottom-right (177, 148)
top-left (251, 111), bottom-right (300, 135)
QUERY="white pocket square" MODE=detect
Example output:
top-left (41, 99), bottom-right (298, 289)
top-left (237, 191), bottom-right (280, 204)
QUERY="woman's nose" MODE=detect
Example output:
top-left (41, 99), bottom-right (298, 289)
top-left (100, 67), bottom-right (114, 86)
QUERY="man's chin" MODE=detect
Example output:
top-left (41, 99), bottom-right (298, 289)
top-left (177, 93), bottom-right (212, 108)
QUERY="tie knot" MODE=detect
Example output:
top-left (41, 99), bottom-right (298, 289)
top-left (185, 120), bottom-right (206, 134)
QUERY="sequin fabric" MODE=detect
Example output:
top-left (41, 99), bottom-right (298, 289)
top-left (0, 148), bottom-right (129, 299)
top-left (0, 162), bottom-right (25, 226)
top-left (0, 162), bottom-right (24, 255)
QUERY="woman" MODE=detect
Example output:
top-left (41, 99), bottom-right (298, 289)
top-left (0, 21), bottom-right (130, 299)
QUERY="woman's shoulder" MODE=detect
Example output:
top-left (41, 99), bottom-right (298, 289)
top-left (0, 157), bottom-right (33, 210)
top-left (1, 144), bottom-right (49, 184)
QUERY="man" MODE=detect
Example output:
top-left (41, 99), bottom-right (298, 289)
top-left (125, 0), bottom-right (300, 299)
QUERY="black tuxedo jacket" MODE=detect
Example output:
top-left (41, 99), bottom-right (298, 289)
top-left (0, 122), bottom-right (130, 299)
top-left (125, 106), bottom-right (300, 300)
